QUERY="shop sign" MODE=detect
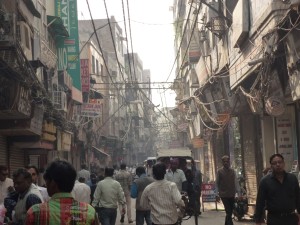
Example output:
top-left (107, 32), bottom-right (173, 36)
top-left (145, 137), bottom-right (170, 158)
top-left (80, 59), bottom-right (90, 93)
top-left (62, 131), bottom-right (72, 151)
top-left (201, 183), bottom-right (217, 202)
top-left (42, 121), bottom-right (56, 134)
top-left (276, 116), bottom-right (294, 170)
top-left (55, 0), bottom-right (81, 91)
top-left (192, 137), bottom-right (204, 148)
top-left (41, 121), bottom-right (56, 142)
top-left (216, 114), bottom-right (230, 125)
top-left (81, 103), bottom-right (102, 117)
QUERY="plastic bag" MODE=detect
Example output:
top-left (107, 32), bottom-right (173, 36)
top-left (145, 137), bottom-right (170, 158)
top-left (0, 204), bottom-right (6, 225)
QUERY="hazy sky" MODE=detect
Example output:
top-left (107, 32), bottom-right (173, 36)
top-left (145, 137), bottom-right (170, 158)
top-left (77, 0), bottom-right (176, 108)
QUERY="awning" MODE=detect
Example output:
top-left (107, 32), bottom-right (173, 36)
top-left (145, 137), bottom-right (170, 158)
top-left (24, 0), bottom-right (41, 18)
top-left (47, 16), bottom-right (69, 37)
top-left (156, 147), bottom-right (192, 160)
top-left (90, 88), bottom-right (104, 99)
top-left (92, 146), bottom-right (110, 157)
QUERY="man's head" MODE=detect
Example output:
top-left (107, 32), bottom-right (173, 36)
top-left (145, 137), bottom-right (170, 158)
top-left (153, 163), bottom-right (166, 180)
top-left (135, 166), bottom-right (146, 177)
top-left (221, 155), bottom-right (230, 169)
top-left (78, 177), bottom-right (85, 183)
top-left (0, 165), bottom-right (9, 182)
top-left (90, 173), bottom-right (97, 184)
top-left (43, 160), bottom-right (77, 197)
top-left (104, 167), bottom-right (114, 177)
top-left (269, 153), bottom-right (285, 174)
top-left (26, 165), bottom-right (39, 185)
top-left (170, 158), bottom-right (179, 171)
top-left (81, 164), bottom-right (87, 170)
top-left (120, 163), bottom-right (126, 170)
top-left (13, 168), bottom-right (32, 194)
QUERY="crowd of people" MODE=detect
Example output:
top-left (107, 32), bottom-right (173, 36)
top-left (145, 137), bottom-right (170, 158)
top-left (1, 152), bottom-right (298, 225)
top-left (0, 158), bottom-right (204, 225)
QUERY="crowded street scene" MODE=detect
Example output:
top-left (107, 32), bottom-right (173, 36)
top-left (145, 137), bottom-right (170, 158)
top-left (1, 0), bottom-right (300, 224)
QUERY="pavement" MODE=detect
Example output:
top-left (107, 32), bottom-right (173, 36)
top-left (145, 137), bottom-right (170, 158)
top-left (115, 200), bottom-right (255, 225)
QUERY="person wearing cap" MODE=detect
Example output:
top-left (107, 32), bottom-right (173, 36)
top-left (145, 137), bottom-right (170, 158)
top-left (164, 158), bottom-right (187, 192)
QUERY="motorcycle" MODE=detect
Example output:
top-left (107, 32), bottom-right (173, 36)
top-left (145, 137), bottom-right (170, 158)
top-left (233, 195), bottom-right (248, 221)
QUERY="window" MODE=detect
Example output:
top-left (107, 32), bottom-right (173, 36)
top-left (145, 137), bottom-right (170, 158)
top-left (24, 26), bottom-right (30, 49)
top-left (92, 55), bottom-right (95, 73)
top-left (101, 64), bottom-right (104, 76)
top-left (96, 59), bottom-right (99, 75)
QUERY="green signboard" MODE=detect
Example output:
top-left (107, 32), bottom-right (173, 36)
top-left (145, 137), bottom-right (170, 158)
top-left (55, 0), bottom-right (81, 90)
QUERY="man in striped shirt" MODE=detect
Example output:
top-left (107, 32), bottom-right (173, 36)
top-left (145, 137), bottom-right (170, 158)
top-left (25, 160), bottom-right (97, 225)
top-left (140, 163), bottom-right (185, 225)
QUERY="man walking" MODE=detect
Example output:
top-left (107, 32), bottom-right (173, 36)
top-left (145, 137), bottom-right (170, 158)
top-left (115, 163), bottom-right (133, 223)
top-left (216, 155), bottom-right (241, 225)
top-left (191, 159), bottom-right (202, 215)
top-left (72, 177), bottom-right (91, 203)
top-left (140, 162), bottom-right (185, 225)
top-left (25, 160), bottom-right (97, 225)
top-left (92, 167), bottom-right (126, 225)
top-left (131, 166), bottom-right (154, 225)
top-left (255, 153), bottom-right (300, 225)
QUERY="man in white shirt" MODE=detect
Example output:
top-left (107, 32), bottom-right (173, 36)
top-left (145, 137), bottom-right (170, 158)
top-left (27, 165), bottom-right (49, 202)
top-left (72, 177), bottom-right (91, 203)
top-left (140, 163), bottom-right (185, 225)
top-left (0, 165), bottom-right (13, 204)
top-left (77, 164), bottom-right (90, 184)
top-left (164, 158), bottom-right (187, 192)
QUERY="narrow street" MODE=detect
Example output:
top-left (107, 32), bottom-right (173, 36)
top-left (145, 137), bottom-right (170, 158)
top-left (116, 200), bottom-right (254, 225)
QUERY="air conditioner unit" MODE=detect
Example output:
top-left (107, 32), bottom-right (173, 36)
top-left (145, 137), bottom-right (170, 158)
top-left (0, 13), bottom-right (13, 42)
top-left (52, 91), bottom-right (67, 112)
top-left (232, 0), bottom-right (249, 48)
top-left (206, 0), bottom-right (219, 27)
top-left (18, 21), bottom-right (32, 60)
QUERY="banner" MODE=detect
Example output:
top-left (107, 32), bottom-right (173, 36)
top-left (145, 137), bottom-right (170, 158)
top-left (55, 0), bottom-right (81, 91)
top-left (80, 59), bottom-right (90, 92)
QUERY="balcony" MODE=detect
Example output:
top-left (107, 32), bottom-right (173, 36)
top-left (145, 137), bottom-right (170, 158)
top-left (41, 40), bottom-right (57, 69)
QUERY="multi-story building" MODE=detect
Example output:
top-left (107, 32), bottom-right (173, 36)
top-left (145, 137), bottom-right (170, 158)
top-left (172, 0), bottom-right (300, 210)
top-left (0, 0), bottom-right (81, 173)
top-left (78, 17), bottom-right (129, 166)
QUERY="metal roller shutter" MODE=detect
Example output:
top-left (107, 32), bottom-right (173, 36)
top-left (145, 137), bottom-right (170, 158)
top-left (9, 144), bottom-right (25, 174)
top-left (0, 135), bottom-right (7, 166)
top-left (241, 115), bottom-right (258, 204)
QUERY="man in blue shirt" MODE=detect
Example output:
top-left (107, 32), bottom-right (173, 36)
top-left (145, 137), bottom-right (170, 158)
top-left (131, 166), bottom-right (154, 225)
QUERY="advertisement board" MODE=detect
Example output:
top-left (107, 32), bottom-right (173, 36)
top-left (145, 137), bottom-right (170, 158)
top-left (55, 0), bottom-right (81, 91)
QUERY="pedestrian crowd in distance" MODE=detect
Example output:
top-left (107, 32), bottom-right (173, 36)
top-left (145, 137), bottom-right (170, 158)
top-left (0, 158), bottom-right (205, 225)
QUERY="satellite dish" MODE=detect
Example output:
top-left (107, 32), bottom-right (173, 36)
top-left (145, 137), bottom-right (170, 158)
top-left (265, 96), bottom-right (285, 117)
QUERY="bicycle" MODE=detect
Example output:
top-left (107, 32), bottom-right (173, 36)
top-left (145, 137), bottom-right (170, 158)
top-left (177, 192), bottom-right (199, 225)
